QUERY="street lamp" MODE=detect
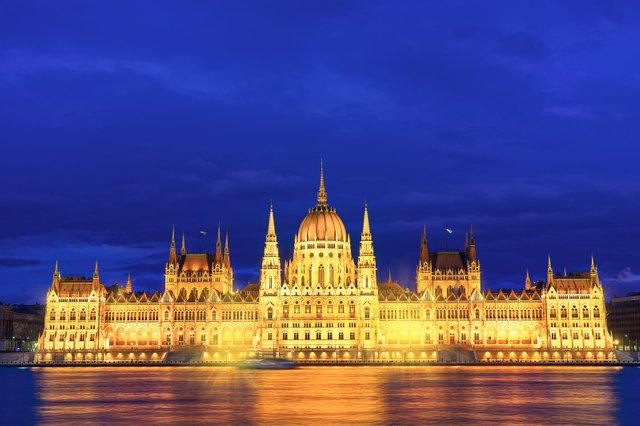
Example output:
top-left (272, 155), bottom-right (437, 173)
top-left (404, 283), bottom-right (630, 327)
top-left (624, 334), bottom-right (629, 351)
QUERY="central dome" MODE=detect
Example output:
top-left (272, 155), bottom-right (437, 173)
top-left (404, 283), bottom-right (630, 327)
top-left (297, 162), bottom-right (348, 243)
top-left (298, 207), bottom-right (348, 242)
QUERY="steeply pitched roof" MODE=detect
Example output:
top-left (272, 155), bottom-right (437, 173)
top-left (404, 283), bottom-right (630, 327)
top-left (178, 253), bottom-right (216, 273)
top-left (429, 251), bottom-right (468, 271)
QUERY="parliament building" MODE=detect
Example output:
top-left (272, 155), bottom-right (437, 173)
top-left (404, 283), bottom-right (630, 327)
top-left (36, 167), bottom-right (615, 363)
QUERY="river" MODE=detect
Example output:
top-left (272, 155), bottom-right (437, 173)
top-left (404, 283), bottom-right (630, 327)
top-left (2, 365), bottom-right (638, 425)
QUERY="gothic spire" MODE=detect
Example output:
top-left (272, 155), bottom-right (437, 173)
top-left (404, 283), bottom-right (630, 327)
top-left (215, 222), bottom-right (222, 263)
top-left (126, 273), bottom-right (132, 293)
top-left (525, 269), bottom-right (531, 290)
top-left (590, 254), bottom-right (596, 273)
top-left (224, 231), bottom-right (230, 267)
top-left (361, 203), bottom-right (371, 239)
top-left (93, 260), bottom-right (100, 285)
top-left (169, 225), bottom-right (177, 264)
top-left (317, 158), bottom-right (327, 206)
top-left (180, 231), bottom-right (186, 255)
top-left (420, 225), bottom-right (429, 263)
top-left (468, 224), bottom-right (477, 261)
top-left (266, 201), bottom-right (277, 242)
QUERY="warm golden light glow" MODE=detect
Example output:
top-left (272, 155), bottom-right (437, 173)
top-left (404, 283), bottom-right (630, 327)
top-left (34, 169), bottom-right (616, 364)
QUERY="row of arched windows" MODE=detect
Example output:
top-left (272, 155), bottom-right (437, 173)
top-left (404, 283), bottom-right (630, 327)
top-left (549, 305), bottom-right (600, 319)
top-left (49, 308), bottom-right (96, 322)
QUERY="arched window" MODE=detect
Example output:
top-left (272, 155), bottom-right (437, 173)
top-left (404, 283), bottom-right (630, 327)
top-left (164, 310), bottom-right (170, 321)
top-left (90, 309), bottom-right (96, 321)
top-left (560, 306), bottom-right (567, 319)
top-left (49, 309), bottom-right (56, 321)
top-left (571, 305), bottom-right (578, 319)
top-left (60, 309), bottom-right (66, 321)
top-left (475, 308), bottom-right (480, 319)
top-left (582, 306), bottom-right (589, 318)
top-left (80, 309), bottom-right (86, 321)
top-left (70, 309), bottom-right (76, 321)
top-left (318, 265), bottom-right (325, 286)
top-left (269, 276), bottom-right (273, 289)
top-left (594, 306), bottom-right (600, 318)
top-left (364, 306), bottom-right (370, 320)
top-left (425, 308), bottom-right (431, 320)
top-left (267, 307), bottom-right (273, 320)
top-left (211, 309), bottom-right (217, 321)
top-left (550, 307), bottom-right (557, 319)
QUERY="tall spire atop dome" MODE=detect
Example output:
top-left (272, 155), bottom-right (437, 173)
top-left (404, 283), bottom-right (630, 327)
top-left (317, 158), bottom-right (327, 207)
top-left (180, 231), bottom-right (186, 255)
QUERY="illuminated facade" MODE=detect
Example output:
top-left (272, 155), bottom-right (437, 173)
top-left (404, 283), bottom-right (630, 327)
top-left (36, 167), bottom-right (615, 363)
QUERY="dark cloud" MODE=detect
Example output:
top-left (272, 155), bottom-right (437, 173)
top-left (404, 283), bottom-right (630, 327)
top-left (0, 259), bottom-right (41, 268)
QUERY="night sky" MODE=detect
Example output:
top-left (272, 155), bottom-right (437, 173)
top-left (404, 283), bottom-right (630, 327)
top-left (1, 1), bottom-right (639, 304)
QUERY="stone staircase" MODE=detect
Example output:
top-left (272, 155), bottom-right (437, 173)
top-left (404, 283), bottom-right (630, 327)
top-left (163, 347), bottom-right (204, 364)
top-left (437, 348), bottom-right (477, 363)
top-left (614, 350), bottom-right (637, 363)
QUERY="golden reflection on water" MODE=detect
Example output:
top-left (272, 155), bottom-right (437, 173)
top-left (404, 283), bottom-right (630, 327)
top-left (32, 366), bottom-right (619, 425)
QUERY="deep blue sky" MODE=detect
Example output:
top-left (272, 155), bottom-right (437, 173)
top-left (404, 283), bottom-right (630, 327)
top-left (1, 1), bottom-right (639, 304)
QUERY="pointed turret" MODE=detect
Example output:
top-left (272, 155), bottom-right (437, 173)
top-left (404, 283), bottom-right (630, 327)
top-left (416, 225), bottom-right (432, 294)
top-left (266, 201), bottom-right (277, 243)
top-left (590, 254), bottom-right (598, 286)
top-left (525, 269), bottom-right (531, 290)
top-left (169, 225), bottom-right (177, 264)
top-left (215, 223), bottom-right (223, 264)
top-left (547, 255), bottom-right (554, 284)
top-left (261, 202), bottom-right (281, 293)
top-left (361, 203), bottom-right (371, 239)
top-left (468, 224), bottom-right (477, 261)
top-left (223, 231), bottom-right (230, 267)
top-left (317, 159), bottom-right (327, 207)
top-left (92, 260), bottom-right (100, 285)
top-left (420, 225), bottom-right (429, 263)
top-left (126, 273), bottom-right (132, 293)
top-left (180, 231), bottom-right (186, 255)
top-left (357, 203), bottom-right (377, 289)
top-left (51, 261), bottom-right (61, 293)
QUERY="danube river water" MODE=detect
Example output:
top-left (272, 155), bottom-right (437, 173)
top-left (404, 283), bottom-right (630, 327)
top-left (1, 365), bottom-right (639, 425)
